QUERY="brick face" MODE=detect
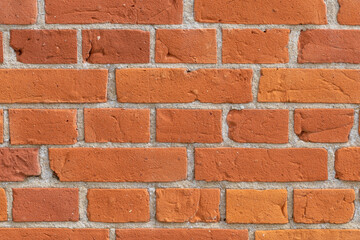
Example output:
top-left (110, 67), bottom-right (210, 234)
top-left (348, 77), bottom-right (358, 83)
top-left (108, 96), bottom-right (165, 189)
top-left (0, 188), bottom-right (6, 221)
top-left (0, 0), bottom-right (37, 25)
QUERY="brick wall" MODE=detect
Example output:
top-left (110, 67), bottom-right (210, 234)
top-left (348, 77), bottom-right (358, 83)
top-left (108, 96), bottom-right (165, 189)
top-left (1, 0), bottom-right (360, 239)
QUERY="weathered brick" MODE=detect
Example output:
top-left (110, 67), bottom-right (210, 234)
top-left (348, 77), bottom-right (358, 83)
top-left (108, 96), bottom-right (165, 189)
top-left (156, 188), bottom-right (220, 223)
top-left (0, 189), bottom-right (6, 221)
top-left (194, 0), bottom-right (327, 24)
top-left (258, 69), bottom-right (360, 103)
top-left (338, 0), bottom-right (360, 25)
top-left (195, 148), bottom-right (328, 182)
top-left (116, 68), bottom-right (253, 103)
top-left (155, 29), bottom-right (217, 63)
top-left (293, 189), bottom-right (355, 224)
top-left (0, 69), bottom-right (107, 103)
top-left (227, 109), bottom-right (289, 143)
top-left (226, 189), bottom-right (288, 224)
top-left (294, 109), bottom-right (354, 143)
top-left (335, 147), bottom-right (360, 181)
top-left (255, 229), bottom-right (360, 240)
top-left (82, 30), bottom-right (150, 64)
top-left (9, 109), bottom-right (78, 145)
top-left (156, 109), bottom-right (222, 143)
top-left (0, 148), bottom-right (40, 181)
top-left (12, 188), bottom-right (79, 222)
top-left (49, 148), bottom-right (187, 182)
top-left (0, 0), bottom-right (37, 25)
top-left (223, 29), bottom-right (290, 63)
top-left (45, 0), bottom-right (183, 24)
top-left (87, 189), bottom-right (149, 223)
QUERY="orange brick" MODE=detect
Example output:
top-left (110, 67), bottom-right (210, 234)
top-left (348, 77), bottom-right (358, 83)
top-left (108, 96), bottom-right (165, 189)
top-left (0, 189), bottom-right (6, 221)
top-left (294, 189), bottom-right (355, 224)
top-left (226, 189), bottom-right (288, 224)
top-left (49, 148), bottom-right (187, 182)
top-left (82, 30), bottom-right (150, 64)
top-left (194, 0), bottom-right (327, 24)
top-left (155, 29), bottom-right (217, 63)
top-left (294, 109), bottom-right (354, 143)
top-left (9, 109), bottom-right (77, 145)
top-left (335, 147), bottom-right (360, 181)
top-left (45, 0), bottom-right (182, 24)
top-left (156, 109), bottom-right (222, 143)
top-left (12, 188), bottom-right (79, 222)
top-left (227, 109), bottom-right (289, 143)
top-left (0, 0), bottom-right (37, 25)
top-left (84, 108), bottom-right (150, 143)
top-left (116, 68), bottom-right (253, 103)
top-left (0, 148), bottom-right (40, 181)
top-left (223, 29), bottom-right (290, 63)
top-left (195, 148), bottom-right (328, 182)
top-left (338, 0), bottom-right (360, 25)
top-left (258, 69), bottom-right (360, 103)
top-left (0, 229), bottom-right (108, 240)
top-left (156, 188), bottom-right (220, 223)
top-left (255, 229), bottom-right (360, 240)
top-left (0, 69), bottom-right (107, 103)
top-left (87, 189), bottom-right (149, 223)
top-left (0, 110), bottom-right (3, 143)
top-left (10, 30), bottom-right (77, 64)
top-left (116, 229), bottom-right (248, 240)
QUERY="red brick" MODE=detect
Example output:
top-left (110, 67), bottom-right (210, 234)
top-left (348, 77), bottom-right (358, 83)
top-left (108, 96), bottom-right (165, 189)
top-left (258, 69), bottom-right (360, 103)
top-left (45, 0), bottom-right (182, 24)
top-left (49, 148), bottom-right (187, 182)
top-left (298, 30), bottom-right (360, 63)
top-left (10, 30), bottom-right (77, 64)
top-left (223, 29), bottom-right (290, 63)
top-left (338, 0), bottom-right (360, 25)
top-left (0, 69), bottom-right (107, 103)
top-left (227, 109), bottom-right (289, 144)
top-left (9, 109), bottom-right (77, 145)
top-left (294, 109), bottom-right (354, 143)
top-left (195, 148), bottom-right (328, 182)
top-left (255, 229), bottom-right (360, 240)
top-left (0, 148), bottom-right (40, 182)
top-left (0, 32), bottom-right (3, 63)
top-left (194, 0), bottom-right (327, 24)
top-left (84, 108), bottom-right (150, 143)
top-left (156, 109), bottom-right (222, 143)
top-left (116, 68), bottom-right (253, 103)
top-left (0, 110), bottom-right (3, 143)
top-left (82, 30), bottom-right (150, 64)
top-left (0, 0), bottom-right (37, 25)
top-left (0, 188), bottom-right (6, 221)
top-left (335, 147), bottom-right (360, 181)
top-left (293, 189), bottom-right (355, 224)
top-left (226, 189), bottom-right (288, 224)
top-left (12, 188), bottom-right (79, 222)
top-left (156, 188), bottom-right (220, 223)
top-left (155, 29), bottom-right (217, 63)
top-left (87, 189), bottom-right (149, 223)
top-left (116, 229), bottom-right (248, 240)
top-left (0, 228), bottom-right (109, 240)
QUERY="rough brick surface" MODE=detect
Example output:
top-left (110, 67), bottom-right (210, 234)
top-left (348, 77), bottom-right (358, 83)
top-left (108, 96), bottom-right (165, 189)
top-left (195, 148), bottom-right (328, 182)
top-left (87, 189), bottom-right (149, 223)
top-left (156, 109), bottom-right (222, 143)
top-left (0, 69), bottom-right (107, 103)
top-left (0, 0), bottom-right (37, 25)
top-left (84, 108), bottom-right (150, 143)
top-left (226, 189), bottom-right (288, 224)
top-left (227, 109), bottom-right (289, 143)
top-left (0, 148), bottom-right (40, 181)
top-left (256, 229), bottom-right (360, 240)
top-left (10, 30), bottom-right (77, 64)
top-left (49, 148), bottom-right (187, 182)
top-left (156, 188), bottom-right (220, 223)
top-left (0, 188), bottom-right (6, 221)
top-left (12, 188), bottom-right (79, 222)
top-left (155, 29), bottom-right (217, 63)
top-left (258, 69), bottom-right (360, 103)
top-left (338, 0), bottom-right (360, 25)
top-left (293, 189), bottom-right (355, 224)
top-left (194, 0), bottom-right (327, 24)
top-left (9, 109), bottom-right (78, 145)
top-left (294, 109), bottom-right (354, 143)
top-left (116, 68), bottom-right (253, 103)
top-left (335, 147), bottom-right (360, 181)
top-left (223, 29), bottom-right (290, 63)
top-left (82, 30), bottom-right (150, 64)
top-left (45, 0), bottom-right (183, 24)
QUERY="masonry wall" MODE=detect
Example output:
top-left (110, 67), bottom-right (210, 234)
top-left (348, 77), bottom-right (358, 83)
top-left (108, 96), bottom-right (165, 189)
top-left (1, 0), bottom-right (360, 239)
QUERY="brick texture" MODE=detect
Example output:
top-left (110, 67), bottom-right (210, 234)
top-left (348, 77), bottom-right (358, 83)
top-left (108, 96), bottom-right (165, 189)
top-left (338, 0), bottom-right (360, 25)
top-left (0, 110), bottom-right (3, 143)
top-left (0, 188), bottom-right (6, 221)
top-left (335, 147), bottom-right (360, 181)
top-left (0, 0), bottom-right (37, 25)
top-left (256, 229), bottom-right (360, 240)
